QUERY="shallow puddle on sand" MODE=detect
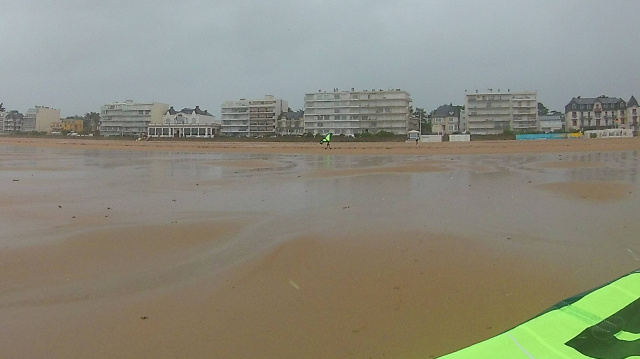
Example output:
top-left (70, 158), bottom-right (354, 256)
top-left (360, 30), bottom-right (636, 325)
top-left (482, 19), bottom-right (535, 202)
top-left (1, 145), bottom-right (639, 358)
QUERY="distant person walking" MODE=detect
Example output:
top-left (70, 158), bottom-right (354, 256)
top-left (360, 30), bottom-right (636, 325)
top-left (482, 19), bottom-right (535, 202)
top-left (320, 133), bottom-right (332, 149)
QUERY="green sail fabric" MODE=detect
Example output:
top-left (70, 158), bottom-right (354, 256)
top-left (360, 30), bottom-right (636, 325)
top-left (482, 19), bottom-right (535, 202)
top-left (439, 269), bottom-right (640, 359)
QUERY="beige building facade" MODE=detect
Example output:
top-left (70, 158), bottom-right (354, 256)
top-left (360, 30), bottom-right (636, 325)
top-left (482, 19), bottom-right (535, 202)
top-left (22, 106), bottom-right (61, 133)
top-left (303, 88), bottom-right (412, 136)
top-left (99, 100), bottom-right (169, 137)
top-left (221, 95), bottom-right (287, 137)
top-left (465, 90), bottom-right (538, 135)
top-left (564, 96), bottom-right (626, 132)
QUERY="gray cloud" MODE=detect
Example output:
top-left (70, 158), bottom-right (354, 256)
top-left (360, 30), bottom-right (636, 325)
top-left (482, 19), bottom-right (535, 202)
top-left (2, 0), bottom-right (639, 117)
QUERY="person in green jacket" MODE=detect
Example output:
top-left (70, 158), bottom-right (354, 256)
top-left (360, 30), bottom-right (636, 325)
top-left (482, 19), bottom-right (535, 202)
top-left (320, 133), bottom-right (332, 149)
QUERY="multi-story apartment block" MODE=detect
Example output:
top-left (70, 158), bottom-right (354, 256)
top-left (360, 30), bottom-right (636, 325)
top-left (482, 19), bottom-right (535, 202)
top-left (99, 100), bottom-right (169, 137)
top-left (303, 88), bottom-right (412, 136)
top-left (0, 111), bottom-right (5, 133)
top-left (276, 109), bottom-right (304, 136)
top-left (1, 111), bottom-right (23, 133)
top-left (220, 95), bottom-right (287, 137)
top-left (625, 96), bottom-right (638, 134)
top-left (465, 90), bottom-right (538, 135)
top-left (431, 104), bottom-right (461, 135)
top-left (22, 106), bottom-right (60, 133)
top-left (564, 96), bottom-right (627, 132)
top-left (459, 109), bottom-right (467, 133)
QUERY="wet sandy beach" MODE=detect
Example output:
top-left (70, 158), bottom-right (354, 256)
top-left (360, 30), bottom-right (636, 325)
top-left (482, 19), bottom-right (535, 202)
top-left (1, 137), bottom-right (639, 358)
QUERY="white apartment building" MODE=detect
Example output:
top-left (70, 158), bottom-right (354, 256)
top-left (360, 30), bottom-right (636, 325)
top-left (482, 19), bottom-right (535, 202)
top-left (1, 111), bottom-right (23, 133)
top-left (99, 100), bottom-right (169, 137)
top-left (220, 95), bottom-right (287, 137)
top-left (0, 111), bottom-right (5, 133)
top-left (459, 109), bottom-right (467, 133)
top-left (22, 106), bottom-right (60, 133)
top-left (303, 88), bottom-right (412, 136)
top-left (564, 96), bottom-right (628, 132)
top-left (465, 90), bottom-right (538, 135)
top-left (626, 96), bottom-right (639, 134)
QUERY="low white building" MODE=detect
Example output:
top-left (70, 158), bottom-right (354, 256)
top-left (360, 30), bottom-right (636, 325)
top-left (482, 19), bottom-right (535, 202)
top-left (147, 124), bottom-right (219, 138)
top-left (100, 100), bottom-right (169, 137)
top-left (539, 114), bottom-right (563, 133)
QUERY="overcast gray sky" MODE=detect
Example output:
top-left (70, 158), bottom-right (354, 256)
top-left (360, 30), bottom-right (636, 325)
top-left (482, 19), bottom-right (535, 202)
top-left (2, 0), bottom-right (639, 117)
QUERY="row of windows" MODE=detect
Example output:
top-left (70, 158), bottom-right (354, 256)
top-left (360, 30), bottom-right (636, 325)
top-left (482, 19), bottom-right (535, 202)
top-left (571, 119), bottom-right (625, 126)
top-left (307, 93), bottom-right (409, 101)
top-left (571, 111), bottom-right (625, 118)
top-left (571, 102), bottom-right (624, 110)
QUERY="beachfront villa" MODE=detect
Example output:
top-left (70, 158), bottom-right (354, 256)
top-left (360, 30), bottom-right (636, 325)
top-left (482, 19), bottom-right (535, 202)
top-left (147, 106), bottom-right (220, 138)
top-left (465, 90), bottom-right (538, 135)
top-left (430, 104), bottom-right (461, 135)
top-left (276, 109), bottom-right (304, 136)
top-left (303, 88), bottom-right (412, 136)
top-left (564, 95), bottom-right (638, 133)
top-left (99, 100), bottom-right (169, 137)
top-left (220, 95), bottom-right (288, 137)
